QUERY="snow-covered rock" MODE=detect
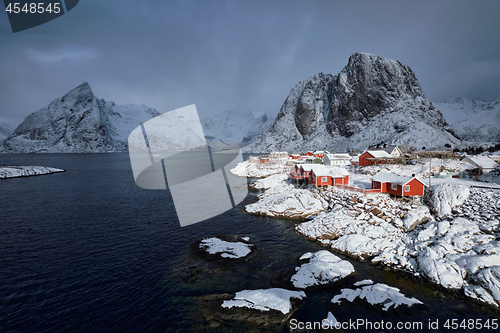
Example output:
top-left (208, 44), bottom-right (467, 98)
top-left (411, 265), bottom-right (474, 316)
top-left (245, 183), bottom-right (328, 219)
top-left (353, 279), bottom-right (374, 287)
top-left (230, 158), bottom-right (291, 178)
top-left (425, 183), bottom-right (470, 217)
top-left (202, 110), bottom-right (272, 147)
top-left (199, 237), bottom-right (252, 259)
top-left (0, 166), bottom-right (64, 178)
top-left (473, 266), bottom-right (500, 303)
top-left (331, 282), bottom-right (423, 311)
top-left (322, 312), bottom-right (340, 329)
top-left (1, 82), bottom-right (161, 153)
top-left (417, 248), bottom-right (465, 289)
top-left (244, 52), bottom-right (460, 153)
top-left (403, 206), bottom-right (431, 232)
top-left (435, 97), bottom-right (500, 143)
top-left (249, 173), bottom-right (289, 190)
top-left (290, 250), bottom-right (355, 289)
top-left (221, 288), bottom-right (306, 315)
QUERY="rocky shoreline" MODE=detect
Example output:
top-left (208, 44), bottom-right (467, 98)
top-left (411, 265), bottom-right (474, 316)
top-left (245, 172), bottom-right (500, 309)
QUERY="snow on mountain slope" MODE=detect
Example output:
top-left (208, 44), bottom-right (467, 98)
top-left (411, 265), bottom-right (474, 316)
top-left (0, 123), bottom-right (13, 142)
top-left (1, 82), bottom-right (161, 153)
top-left (243, 53), bottom-right (461, 153)
top-left (434, 97), bottom-right (500, 143)
top-left (201, 110), bottom-right (272, 146)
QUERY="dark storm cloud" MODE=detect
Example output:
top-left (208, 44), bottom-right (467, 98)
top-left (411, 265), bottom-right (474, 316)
top-left (1, 0), bottom-right (499, 127)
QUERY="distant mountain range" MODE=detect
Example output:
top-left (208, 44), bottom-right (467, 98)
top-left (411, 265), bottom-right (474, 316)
top-left (1, 55), bottom-right (499, 153)
top-left (201, 110), bottom-right (272, 147)
top-left (0, 82), bottom-right (272, 153)
top-left (434, 97), bottom-right (500, 143)
top-left (243, 52), bottom-right (462, 153)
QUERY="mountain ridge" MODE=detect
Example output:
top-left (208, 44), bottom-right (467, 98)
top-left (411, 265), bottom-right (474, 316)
top-left (1, 82), bottom-right (161, 153)
top-left (243, 52), bottom-right (461, 153)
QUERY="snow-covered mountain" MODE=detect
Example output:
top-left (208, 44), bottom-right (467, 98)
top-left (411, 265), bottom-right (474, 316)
top-left (0, 123), bottom-right (13, 142)
top-left (434, 97), bottom-right (500, 143)
top-left (1, 82), bottom-right (161, 153)
top-left (201, 110), bottom-right (272, 147)
top-left (243, 52), bottom-right (461, 153)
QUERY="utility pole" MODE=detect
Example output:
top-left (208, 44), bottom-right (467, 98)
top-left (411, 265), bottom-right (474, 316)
top-left (429, 140), bottom-right (432, 188)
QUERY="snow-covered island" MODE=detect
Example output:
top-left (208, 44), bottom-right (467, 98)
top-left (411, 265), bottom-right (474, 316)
top-left (232, 155), bottom-right (500, 309)
top-left (0, 166), bottom-right (64, 179)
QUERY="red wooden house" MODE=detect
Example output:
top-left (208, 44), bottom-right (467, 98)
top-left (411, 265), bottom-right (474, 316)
top-left (288, 154), bottom-right (301, 160)
top-left (371, 172), bottom-right (425, 197)
top-left (312, 151), bottom-right (328, 158)
top-left (359, 150), bottom-right (393, 167)
top-left (308, 165), bottom-right (349, 187)
top-left (304, 151), bottom-right (315, 157)
top-left (289, 164), bottom-right (315, 181)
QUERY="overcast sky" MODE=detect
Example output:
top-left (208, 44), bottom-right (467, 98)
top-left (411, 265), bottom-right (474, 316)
top-left (1, 0), bottom-right (499, 127)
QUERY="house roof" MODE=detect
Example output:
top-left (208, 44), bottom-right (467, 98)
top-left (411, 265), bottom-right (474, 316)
top-left (365, 150), bottom-right (393, 158)
top-left (310, 165), bottom-right (349, 178)
top-left (366, 145), bottom-right (399, 154)
top-left (371, 172), bottom-right (426, 186)
top-left (298, 164), bottom-right (315, 171)
top-left (466, 155), bottom-right (498, 169)
top-left (325, 153), bottom-right (351, 160)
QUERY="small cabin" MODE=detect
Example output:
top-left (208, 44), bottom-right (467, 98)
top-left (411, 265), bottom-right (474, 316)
top-left (324, 153), bottom-right (352, 167)
top-left (288, 154), bottom-right (301, 160)
top-left (366, 144), bottom-right (402, 157)
top-left (371, 172), bottom-right (425, 197)
top-left (308, 165), bottom-right (349, 187)
top-left (359, 150), bottom-right (393, 167)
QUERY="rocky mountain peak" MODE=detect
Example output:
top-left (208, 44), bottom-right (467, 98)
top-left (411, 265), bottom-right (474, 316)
top-left (243, 52), bottom-right (461, 153)
top-left (60, 81), bottom-right (95, 108)
top-left (1, 82), bottom-right (160, 153)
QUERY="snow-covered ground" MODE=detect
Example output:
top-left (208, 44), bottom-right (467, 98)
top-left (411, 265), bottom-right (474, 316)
top-left (221, 288), bottom-right (306, 314)
top-left (0, 166), bottom-right (64, 179)
top-left (296, 185), bottom-right (500, 306)
top-left (245, 159), bottom-right (500, 308)
top-left (199, 237), bottom-right (253, 259)
top-left (359, 158), bottom-right (474, 179)
top-left (230, 158), bottom-right (292, 178)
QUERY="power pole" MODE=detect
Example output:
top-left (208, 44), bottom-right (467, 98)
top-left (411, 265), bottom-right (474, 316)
top-left (429, 140), bottom-right (432, 188)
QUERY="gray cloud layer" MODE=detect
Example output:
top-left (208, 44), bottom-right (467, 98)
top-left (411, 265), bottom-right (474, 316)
top-left (1, 0), bottom-right (499, 126)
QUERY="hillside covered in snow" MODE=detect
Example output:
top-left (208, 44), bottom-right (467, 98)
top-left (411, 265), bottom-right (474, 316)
top-left (201, 110), bottom-right (272, 147)
top-left (243, 52), bottom-right (461, 153)
top-left (0, 123), bottom-right (13, 142)
top-left (434, 97), bottom-right (500, 143)
top-left (0, 82), bottom-right (161, 153)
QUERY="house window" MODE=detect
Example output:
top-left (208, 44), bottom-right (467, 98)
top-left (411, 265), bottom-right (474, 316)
top-left (391, 183), bottom-right (397, 190)
top-left (321, 177), bottom-right (328, 182)
top-left (405, 185), bottom-right (410, 192)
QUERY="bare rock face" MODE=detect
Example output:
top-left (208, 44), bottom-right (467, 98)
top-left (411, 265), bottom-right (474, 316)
top-left (244, 52), bottom-right (461, 153)
top-left (1, 82), bottom-right (160, 153)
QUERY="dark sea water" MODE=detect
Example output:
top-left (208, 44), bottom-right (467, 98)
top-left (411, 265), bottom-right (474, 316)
top-left (1, 153), bottom-right (499, 332)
